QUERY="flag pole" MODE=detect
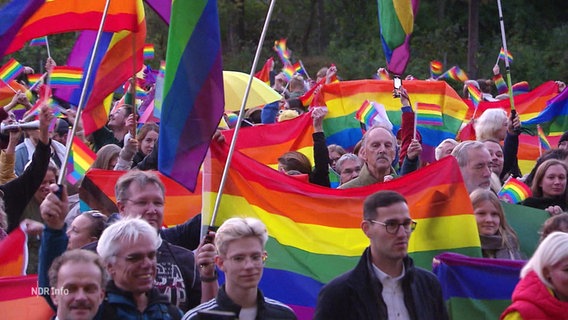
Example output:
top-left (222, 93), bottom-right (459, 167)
top-left (57, 0), bottom-right (112, 185)
top-left (210, 0), bottom-right (277, 227)
top-left (496, 0), bottom-right (519, 124)
top-left (299, 59), bottom-right (311, 80)
top-left (44, 36), bottom-right (52, 59)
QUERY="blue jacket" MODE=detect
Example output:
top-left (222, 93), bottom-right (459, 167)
top-left (314, 247), bottom-right (449, 320)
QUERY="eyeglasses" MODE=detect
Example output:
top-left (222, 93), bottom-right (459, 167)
top-left (225, 253), bottom-right (267, 266)
top-left (368, 219), bottom-right (417, 234)
top-left (124, 199), bottom-right (165, 208)
top-left (117, 251), bottom-right (157, 264)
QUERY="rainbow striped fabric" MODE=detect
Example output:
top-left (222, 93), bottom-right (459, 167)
top-left (0, 58), bottom-right (24, 84)
top-left (416, 102), bottom-right (443, 126)
top-left (2, 0), bottom-right (142, 56)
top-left (203, 142), bottom-right (481, 319)
top-left (159, 0), bottom-right (224, 192)
top-left (274, 38), bottom-right (292, 66)
top-left (467, 83), bottom-right (482, 107)
top-left (375, 68), bottom-right (391, 80)
top-left (440, 65), bottom-right (469, 82)
top-left (537, 124), bottom-right (552, 151)
top-left (0, 225), bottom-right (27, 277)
top-left (0, 0), bottom-right (44, 57)
top-left (499, 47), bottom-right (514, 63)
top-left (355, 100), bottom-right (379, 129)
top-left (66, 136), bottom-right (96, 185)
top-left (143, 43), bottom-right (155, 60)
top-left (430, 60), bottom-right (443, 78)
top-left (254, 57), bottom-right (273, 85)
top-left (321, 80), bottom-right (468, 161)
top-left (28, 36), bottom-right (47, 47)
top-left (512, 81), bottom-right (530, 95)
top-left (282, 64), bottom-right (295, 81)
top-left (0, 275), bottom-right (54, 319)
top-left (498, 177), bottom-right (532, 204)
top-left (26, 73), bottom-right (43, 87)
top-left (49, 66), bottom-right (83, 88)
top-left (377, 0), bottom-right (419, 75)
top-left (153, 60), bottom-right (166, 119)
top-left (493, 74), bottom-right (508, 94)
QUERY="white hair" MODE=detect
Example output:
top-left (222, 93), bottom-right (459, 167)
top-left (97, 218), bottom-right (159, 264)
top-left (520, 231), bottom-right (568, 289)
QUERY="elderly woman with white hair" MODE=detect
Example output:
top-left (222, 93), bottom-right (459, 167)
top-left (500, 232), bottom-right (568, 319)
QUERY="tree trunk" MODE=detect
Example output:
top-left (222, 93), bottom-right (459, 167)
top-left (467, 0), bottom-right (479, 79)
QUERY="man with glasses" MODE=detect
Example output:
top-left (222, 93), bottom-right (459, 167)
top-left (97, 217), bottom-right (183, 318)
top-left (183, 217), bottom-right (297, 320)
top-left (314, 190), bottom-right (448, 320)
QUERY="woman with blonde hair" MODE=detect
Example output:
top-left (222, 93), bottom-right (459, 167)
top-left (470, 189), bottom-right (523, 260)
top-left (500, 232), bottom-right (568, 319)
top-left (521, 159), bottom-right (568, 216)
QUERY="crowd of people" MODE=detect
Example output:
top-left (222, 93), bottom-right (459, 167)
top-left (1, 56), bottom-right (568, 319)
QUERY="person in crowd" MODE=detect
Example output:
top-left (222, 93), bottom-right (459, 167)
top-left (132, 122), bottom-right (159, 167)
top-left (288, 75), bottom-right (306, 100)
top-left (182, 217), bottom-right (297, 320)
top-left (0, 112), bottom-right (22, 184)
top-left (558, 131), bottom-right (568, 150)
top-left (48, 249), bottom-right (106, 320)
top-left (314, 190), bottom-right (448, 319)
top-left (452, 140), bottom-right (492, 194)
top-left (483, 139), bottom-right (505, 193)
top-left (475, 109), bottom-right (508, 143)
top-left (335, 153), bottom-right (363, 186)
top-left (97, 218), bottom-right (183, 319)
top-left (435, 138), bottom-right (458, 161)
top-left (523, 148), bottom-right (568, 187)
top-left (521, 159), bottom-right (568, 215)
top-left (91, 144), bottom-right (121, 171)
top-left (396, 86), bottom-right (423, 170)
top-left (88, 104), bottom-right (135, 152)
top-left (51, 118), bottom-right (70, 146)
top-left (277, 107), bottom-right (330, 187)
top-left (327, 144), bottom-right (346, 173)
top-left (500, 232), bottom-right (568, 319)
top-left (470, 189), bottom-right (523, 259)
top-left (539, 213), bottom-right (568, 242)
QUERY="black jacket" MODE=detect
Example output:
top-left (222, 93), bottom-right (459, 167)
top-left (314, 247), bottom-right (449, 320)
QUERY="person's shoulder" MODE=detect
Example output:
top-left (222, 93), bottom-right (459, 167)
top-left (182, 299), bottom-right (218, 320)
top-left (263, 296), bottom-right (296, 317)
top-left (412, 266), bottom-right (442, 286)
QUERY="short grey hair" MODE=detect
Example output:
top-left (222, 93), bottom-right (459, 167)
top-left (435, 138), bottom-right (458, 160)
top-left (115, 170), bottom-right (165, 203)
top-left (451, 140), bottom-right (487, 168)
top-left (336, 153), bottom-right (362, 173)
top-left (97, 218), bottom-right (159, 264)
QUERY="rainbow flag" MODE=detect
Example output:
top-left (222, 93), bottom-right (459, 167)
top-left (282, 64), bottom-right (295, 81)
top-left (355, 100), bottom-right (379, 129)
top-left (499, 47), bottom-right (514, 64)
top-left (158, 0), bottom-right (224, 192)
top-left (440, 65), bottom-right (469, 82)
top-left (49, 66), bottom-right (83, 88)
top-left (66, 136), bottom-right (96, 185)
top-left (512, 81), bottom-right (530, 95)
top-left (28, 36), bottom-right (47, 47)
top-left (203, 142), bottom-right (481, 319)
top-left (0, 0), bottom-right (45, 57)
top-left (2, 0), bottom-right (142, 55)
top-left (0, 81), bottom-right (29, 110)
top-left (377, 0), bottom-right (419, 75)
top-left (81, 0), bottom-right (146, 135)
top-left (135, 84), bottom-right (147, 99)
top-left (498, 177), bottom-right (532, 204)
top-left (375, 68), bottom-right (391, 80)
top-left (0, 225), bottom-right (27, 277)
top-left (430, 60), bottom-right (443, 78)
top-left (254, 57), bottom-right (273, 85)
top-left (0, 275), bottom-right (55, 320)
top-left (143, 43), bottom-right (155, 60)
top-left (274, 38), bottom-right (292, 66)
top-left (26, 73), bottom-right (43, 87)
top-left (467, 83), bottom-right (482, 107)
top-left (292, 61), bottom-right (306, 76)
top-left (299, 78), bottom-right (325, 107)
top-left (536, 124), bottom-right (552, 151)
top-left (493, 74), bottom-right (508, 94)
top-left (416, 102), bottom-right (443, 126)
top-left (0, 58), bottom-right (24, 84)
top-left (321, 80), bottom-right (468, 162)
top-left (434, 253), bottom-right (524, 320)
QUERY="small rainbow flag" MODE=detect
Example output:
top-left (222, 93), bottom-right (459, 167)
top-left (446, 66), bottom-right (469, 82)
top-left (282, 64), bottom-right (295, 81)
top-left (416, 102), bottom-right (443, 126)
top-left (355, 100), bottom-right (379, 129)
top-left (274, 38), bottom-right (291, 66)
top-left (66, 136), bottom-right (96, 185)
top-left (375, 68), bottom-right (390, 80)
top-left (292, 61), bottom-right (305, 76)
top-left (537, 124), bottom-right (551, 151)
top-left (135, 84), bottom-right (147, 99)
top-left (254, 57), bottom-right (273, 85)
top-left (28, 36), bottom-right (47, 47)
top-left (430, 60), bottom-right (443, 78)
top-left (467, 83), bottom-right (482, 107)
top-left (493, 74), bottom-right (508, 94)
top-left (49, 66), bottom-right (83, 88)
top-left (143, 43), bottom-right (155, 60)
top-left (0, 225), bottom-right (28, 277)
top-left (499, 47), bottom-right (513, 63)
top-left (512, 81), bottom-right (530, 95)
top-left (0, 58), bottom-right (24, 84)
top-left (27, 73), bottom-right (43, 87)
top-left (498, 177), bottom-right (531, 204)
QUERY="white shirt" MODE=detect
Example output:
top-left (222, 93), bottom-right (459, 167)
top-left (373, 264), bottom-right (411, 320)
top-left (239, 306), bottom-right (257, 320)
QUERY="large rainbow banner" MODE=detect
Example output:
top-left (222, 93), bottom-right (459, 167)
top-left (202, 141), bottom-right (481, 319)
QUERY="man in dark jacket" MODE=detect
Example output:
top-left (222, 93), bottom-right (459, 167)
top-left (314, 190), bottom-right (448, 320)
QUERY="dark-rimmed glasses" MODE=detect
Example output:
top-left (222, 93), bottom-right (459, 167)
top-left (368, 219), bottom-right (417, 234)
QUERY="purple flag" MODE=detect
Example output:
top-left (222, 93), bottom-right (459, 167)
top-left (144, 0), bottom-right (171, 24)
top-left (0, 0), bottom-right (45, 57)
